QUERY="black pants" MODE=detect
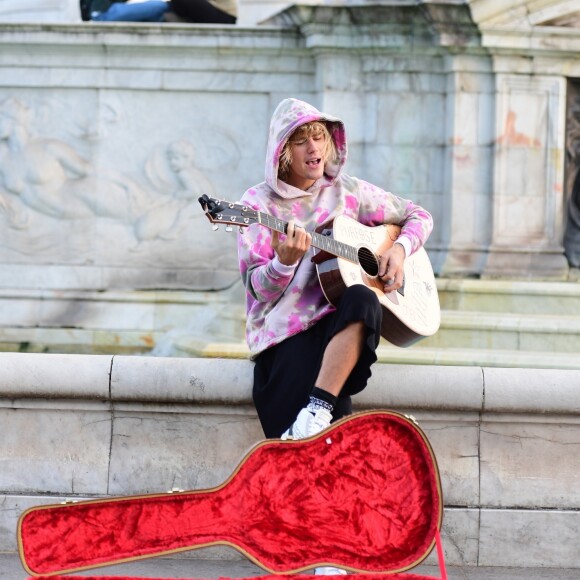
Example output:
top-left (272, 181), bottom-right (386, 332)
top-left (170, 0), bottom-right (236, 24)
top-left (253, 285), bottom-right (383, 438)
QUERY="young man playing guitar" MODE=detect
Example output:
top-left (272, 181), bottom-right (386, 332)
top-left (238, 98), bottom-right (433, 445)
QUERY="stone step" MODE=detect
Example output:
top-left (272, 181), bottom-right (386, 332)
top-left (3, 308), bottom-right (579, 367)
top-left (437, 279), bottom-right (580, 315)
top-left (375, 344), bottom-right (580, 370)
top-left (421, 310), bottom-right (580, 353)
top-left (173, 337), bottom-right (580, 370)
top-left (1, 280), bottom-right (578, 362)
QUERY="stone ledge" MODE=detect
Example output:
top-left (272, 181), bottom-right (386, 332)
top-left (1, 352), bottom-right (580, 415)
top-left (1, 353), bottom-right (579, 568)
top-left (375, 344), bottom-right (580, 370)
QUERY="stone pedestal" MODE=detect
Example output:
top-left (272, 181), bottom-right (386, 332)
top-left (1, 3), bottom-right (580, 354)
top-left (1, 353), bottom-right (580, 569)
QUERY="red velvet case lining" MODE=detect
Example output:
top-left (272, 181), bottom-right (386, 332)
top-left (18, 411), bottom-right (443, 578)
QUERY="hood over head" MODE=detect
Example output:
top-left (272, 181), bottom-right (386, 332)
top-left (264, 98), bottom-right (347, 199)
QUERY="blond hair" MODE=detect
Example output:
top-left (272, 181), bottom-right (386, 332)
top-left (278, 121), bottom-right (337, 182)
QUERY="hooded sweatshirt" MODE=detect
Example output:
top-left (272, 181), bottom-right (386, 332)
top-left (238, 98), bottom-right (433, 358)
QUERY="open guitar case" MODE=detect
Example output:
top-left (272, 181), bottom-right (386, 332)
top-left (17, 410), bottom-right (448, 580)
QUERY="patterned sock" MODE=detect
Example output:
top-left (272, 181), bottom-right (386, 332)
top-left (307, 387), bottom-right (337, 414)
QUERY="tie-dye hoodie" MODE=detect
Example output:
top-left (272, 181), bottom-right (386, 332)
top-left (238, 98), bottom-right (433, 358)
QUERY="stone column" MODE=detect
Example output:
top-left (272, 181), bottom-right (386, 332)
top-left (483, 73), bottom-right (568, 279)
top-left (438, 54), bottom-right (495, 277)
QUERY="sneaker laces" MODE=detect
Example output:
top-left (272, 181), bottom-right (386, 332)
top-left (281, 407), bottom-right (332, 440)
top-left (306, 408), bottom-right (333, 436)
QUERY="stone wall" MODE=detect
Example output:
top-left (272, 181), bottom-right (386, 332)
top-left (0, 0), bottom-right (291, 26)
top-left (1, 4), bottom-right (580, 571)
top-left (0, 0), bottom-right (81, 23)
top-left (1, 2), bottom-right (579, 353)
top-left (1, 352), bottom-right (579, 569)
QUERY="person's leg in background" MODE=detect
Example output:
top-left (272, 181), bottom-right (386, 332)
top-left (92, 1), bottom-right (169, 22)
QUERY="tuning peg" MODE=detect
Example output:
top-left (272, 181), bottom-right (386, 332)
top-left (212, 224), bottom-right (219, 231)
top-left (225, 226), bottom-right (233, 232)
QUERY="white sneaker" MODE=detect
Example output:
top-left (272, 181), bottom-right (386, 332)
top-left (314, 567), bottom-right (348, 575)
top-left (281, 407), bottom-right (332, 440)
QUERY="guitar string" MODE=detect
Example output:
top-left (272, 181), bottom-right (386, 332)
top-left (258, 212), bottom-right (381, 273)
top-left (260, 214), bottom-right (353, 261)
top-left (216, 203), bottom-right (395, 279)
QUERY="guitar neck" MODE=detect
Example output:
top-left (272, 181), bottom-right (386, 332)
top-left (257, 212), bottom-right (357, 262)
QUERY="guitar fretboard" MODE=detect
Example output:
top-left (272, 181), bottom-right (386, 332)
top-left (258, 212), bottom-right (358, 264)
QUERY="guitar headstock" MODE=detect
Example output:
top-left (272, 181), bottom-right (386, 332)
top-left (198, 195), bottom-right (259, 232)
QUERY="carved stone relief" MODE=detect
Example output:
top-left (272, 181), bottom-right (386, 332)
top-left (133, 139), bottom-right (216, 250)
top-left (0, 98), bottom-right (153, 223)
top-left (0, 95), bottom-right (243, 285)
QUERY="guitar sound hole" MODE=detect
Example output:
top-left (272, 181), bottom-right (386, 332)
top-left (357, 246), bottom-right (379, 277)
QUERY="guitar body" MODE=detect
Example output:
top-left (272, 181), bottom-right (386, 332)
top-left (18, 411), bottom-right (444, 578)
top-left (197, 197), bottom-right (440, 348)
top-left (315, 215), bottom-right (440, 347)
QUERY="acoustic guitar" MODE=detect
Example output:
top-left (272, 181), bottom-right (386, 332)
top-left (18, 411), bottom-right (445, 578)
top-left (198, 195), bottom-right (440, 347)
